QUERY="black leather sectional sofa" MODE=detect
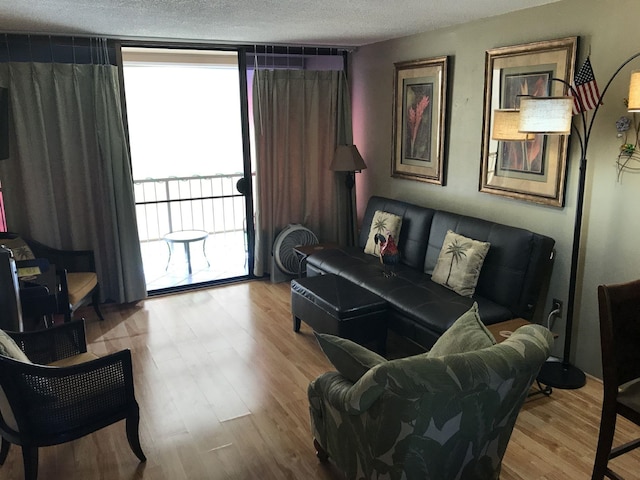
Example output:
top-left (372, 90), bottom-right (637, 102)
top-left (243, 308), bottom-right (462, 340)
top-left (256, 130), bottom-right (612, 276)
top-left (306, 196), bottom-right (555, 350)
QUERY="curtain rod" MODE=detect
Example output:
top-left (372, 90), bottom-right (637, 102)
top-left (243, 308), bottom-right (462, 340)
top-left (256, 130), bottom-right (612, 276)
top-left (1, 29), bottom-right (357, 52)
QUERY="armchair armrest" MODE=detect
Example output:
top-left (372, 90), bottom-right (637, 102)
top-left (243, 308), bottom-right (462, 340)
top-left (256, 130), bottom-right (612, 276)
top-left (26, 238), bottom-right (96, 273)
top-left (18, 284), bottom-right (51, 299)
top-left (312, 369), bottom-right (386, 415)
top-left (16, 257), bottom-right (51, 273)
top-left (0, 350), bottom-right (135, 438)
top-left (7, 320), bottom-right (88, 364)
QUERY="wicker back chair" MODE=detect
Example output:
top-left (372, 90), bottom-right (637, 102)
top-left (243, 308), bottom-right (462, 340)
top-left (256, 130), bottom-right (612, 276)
top-left (0, 321), bottom-right (145, 480)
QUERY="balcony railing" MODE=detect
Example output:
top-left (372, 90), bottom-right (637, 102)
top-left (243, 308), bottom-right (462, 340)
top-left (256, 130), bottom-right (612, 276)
top-left (134, 174), bottom-right (247, 242)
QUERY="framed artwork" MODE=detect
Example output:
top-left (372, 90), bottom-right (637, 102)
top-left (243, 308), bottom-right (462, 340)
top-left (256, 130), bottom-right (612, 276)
top-left (392, 56), bottom-right (448, 185)
top-left (480, 37), bottom-right (577, 206)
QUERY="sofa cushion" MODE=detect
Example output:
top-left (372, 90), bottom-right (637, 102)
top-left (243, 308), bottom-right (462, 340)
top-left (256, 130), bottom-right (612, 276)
top-left (427, 303), bottom-right (496, 357)
top-left (424, 210), bottom-right (554, 317)
top-left (431, 230), bottom-right (490, 297)
top-left (315, 332), bottom-right (387, 383)
top-left (307, 246), bottom-right (514, 342)
top-left (364, 210), bottom-right (402, 257)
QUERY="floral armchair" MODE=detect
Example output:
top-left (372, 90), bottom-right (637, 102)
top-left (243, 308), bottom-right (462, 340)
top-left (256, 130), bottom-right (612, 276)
top-left (308, 305), bottom-right (553, 480)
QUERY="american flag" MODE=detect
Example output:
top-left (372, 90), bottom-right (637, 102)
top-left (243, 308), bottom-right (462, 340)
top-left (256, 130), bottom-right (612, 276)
top-left (572, 56), bottom-right (600, 114)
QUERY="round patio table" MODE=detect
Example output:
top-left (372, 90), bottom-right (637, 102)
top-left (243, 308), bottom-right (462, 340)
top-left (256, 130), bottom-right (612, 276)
top-left (163, 230), bottom-right (210, 275)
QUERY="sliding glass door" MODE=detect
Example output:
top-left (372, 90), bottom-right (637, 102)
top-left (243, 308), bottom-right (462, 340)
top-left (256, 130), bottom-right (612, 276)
top-left (121, 47), bottom-right (253, 293)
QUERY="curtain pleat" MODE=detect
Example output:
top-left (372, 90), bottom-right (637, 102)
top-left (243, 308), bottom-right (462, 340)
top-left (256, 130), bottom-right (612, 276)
top-left (0, 62), bottom-right (146, 304)
top-left (252, 69), bottom-right (351, 277)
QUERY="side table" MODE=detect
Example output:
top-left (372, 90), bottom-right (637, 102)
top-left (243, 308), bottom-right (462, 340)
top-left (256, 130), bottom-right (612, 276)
top-left (486, 318), bottom-right (532, 344)
top-left (293, 243), bottom-right (340, 278)
top-left (163, 230), bottom-right (210, 275)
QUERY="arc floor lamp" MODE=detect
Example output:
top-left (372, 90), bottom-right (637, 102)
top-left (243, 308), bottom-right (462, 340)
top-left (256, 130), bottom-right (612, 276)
top-left (515, 52), bottom-right (640, 389)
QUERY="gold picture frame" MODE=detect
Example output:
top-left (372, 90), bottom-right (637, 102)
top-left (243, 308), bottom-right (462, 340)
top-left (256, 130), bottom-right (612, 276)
top-left (480, 37), bottom-right (577, 206)
top-left (392, 56), bottom-right (448, 184)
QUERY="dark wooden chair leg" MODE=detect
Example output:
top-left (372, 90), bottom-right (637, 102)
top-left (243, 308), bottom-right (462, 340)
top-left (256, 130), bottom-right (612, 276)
top-left (592, 407), bottom-right (617, 480)
top-left (0, 437), bottom-right (10, 464)
top-left (313, 438), bottom-right (329, 462)
top-left (21, 445), bottom-right (38, 480)
top-left (126, 409), bottom-right (147, 462)
top-left (92, 288), bottom-right (105, 321)
top-left (293, 316), bottom-right (301, 332)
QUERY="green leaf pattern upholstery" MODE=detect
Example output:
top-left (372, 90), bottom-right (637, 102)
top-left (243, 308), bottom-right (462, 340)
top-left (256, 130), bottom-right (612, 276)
top-left (308, 324), bottom-right (553, 480)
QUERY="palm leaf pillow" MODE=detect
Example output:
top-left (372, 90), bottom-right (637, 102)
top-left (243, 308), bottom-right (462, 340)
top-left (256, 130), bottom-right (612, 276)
top-left (431, 230), bottom-right (490, 297)
top-left (364, 210), bottom-right (402, 257)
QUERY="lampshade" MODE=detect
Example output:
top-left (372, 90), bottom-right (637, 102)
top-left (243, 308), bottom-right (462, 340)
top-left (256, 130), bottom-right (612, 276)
top-left (330, 145), bottom-right (367, 172)
top-left (519, 96), bottom-right (573, 134)
top-left (492, 109), bottom-right (530, 141)
top-left (628, 70), bottom-right (640, 112)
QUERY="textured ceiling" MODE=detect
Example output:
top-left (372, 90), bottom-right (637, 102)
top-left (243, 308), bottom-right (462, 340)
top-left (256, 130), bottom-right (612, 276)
top-left (0, 0), bottom-right (560, 47)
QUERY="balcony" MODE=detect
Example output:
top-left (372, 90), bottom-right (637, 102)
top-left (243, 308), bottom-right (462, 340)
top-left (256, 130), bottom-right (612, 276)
top-left (134, 174), bottom-right (250, 291)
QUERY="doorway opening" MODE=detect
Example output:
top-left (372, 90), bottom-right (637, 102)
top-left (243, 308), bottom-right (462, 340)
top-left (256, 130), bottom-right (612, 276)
top-left (121, 47), bottom-right (253, 293)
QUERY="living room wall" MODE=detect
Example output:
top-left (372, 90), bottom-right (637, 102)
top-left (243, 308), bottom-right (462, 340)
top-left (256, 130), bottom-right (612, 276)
top-left (350, 0), bottom-right (640, 378)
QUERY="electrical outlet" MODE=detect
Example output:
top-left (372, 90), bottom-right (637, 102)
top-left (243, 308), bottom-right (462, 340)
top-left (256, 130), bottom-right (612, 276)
top-left (552, 298), bottom-right (562, 316)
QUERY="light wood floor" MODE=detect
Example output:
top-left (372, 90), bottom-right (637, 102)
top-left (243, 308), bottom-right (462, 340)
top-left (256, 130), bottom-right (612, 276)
top-left (3, 280), bottom-right (639, 479)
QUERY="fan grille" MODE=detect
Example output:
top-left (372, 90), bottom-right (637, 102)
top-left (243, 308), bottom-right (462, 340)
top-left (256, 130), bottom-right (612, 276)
top-left (274, 225), bottom-right (318, 275)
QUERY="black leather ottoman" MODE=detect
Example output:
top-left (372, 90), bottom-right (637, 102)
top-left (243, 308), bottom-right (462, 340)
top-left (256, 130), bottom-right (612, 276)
top-left (291, 274), bottom-right (389, 354)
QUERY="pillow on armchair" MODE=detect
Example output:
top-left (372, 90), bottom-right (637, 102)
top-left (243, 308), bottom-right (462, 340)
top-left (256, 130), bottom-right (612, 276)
top-left (314, 333), bottom-right (387, 383)
top-left (428, 302), bottom-right (496, 357)
top-left (0, 235), bottom-right (36, 261)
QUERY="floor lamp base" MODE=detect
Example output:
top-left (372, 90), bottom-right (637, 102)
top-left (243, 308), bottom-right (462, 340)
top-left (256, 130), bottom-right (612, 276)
top-left (537, 360), bottom-right (586, 389)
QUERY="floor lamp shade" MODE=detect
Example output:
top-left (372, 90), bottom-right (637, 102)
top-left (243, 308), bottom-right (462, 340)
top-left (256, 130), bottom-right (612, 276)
top-left (492, 109), bottom-right (529, 141)
top-left (627, 70), bottom-right (640, 112)
top-left (519, 96), bottom-right (573, 134)
top-left (330, 145), bottom-right (367, 172)
top-left (331, 145), bottom-right (366, 248)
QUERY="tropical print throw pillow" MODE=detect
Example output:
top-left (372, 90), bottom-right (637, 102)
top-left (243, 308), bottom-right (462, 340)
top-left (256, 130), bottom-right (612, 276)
top-left (364, 210), bottom-right (402, 257)
top-left (431, 230), bottom-right (490, 297)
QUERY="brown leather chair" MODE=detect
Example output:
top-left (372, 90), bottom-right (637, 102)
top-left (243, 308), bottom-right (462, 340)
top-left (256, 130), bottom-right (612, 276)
top-left (0, 320), bottom-right (146, 480)
top-left (0, 233), bottom-right (104, 323)
top-left (593, 280), bottom-right (640, 480)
